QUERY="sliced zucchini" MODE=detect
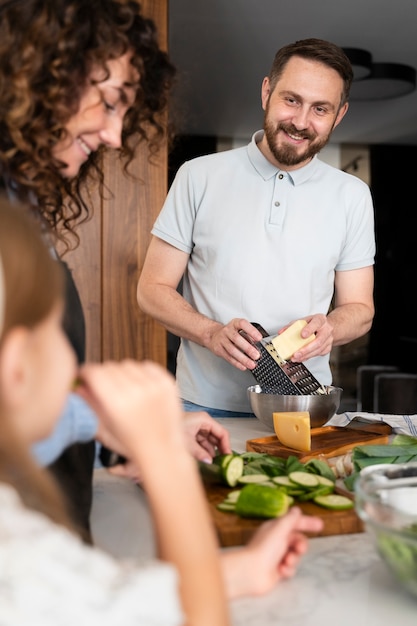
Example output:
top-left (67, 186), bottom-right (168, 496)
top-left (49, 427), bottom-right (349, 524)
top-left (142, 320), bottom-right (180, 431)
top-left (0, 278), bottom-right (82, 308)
top-left (315, 475), bottom-right (335, 487)
top-left (238, 473), bottom-right (271, 484)
top-left (297, 485), bottom-right (334, 502)
top-left (213, 453), bottom-right (234, 469)
top-left (288, 471), bottom-right (320, 488)
top-left (272, 475), bottom-right (293, 487)
top-left (221, 455), bottom-right (244, 487)
top-left (216, 501), bottom-right (236, 513)
top-left (223, 489), bottom-right (241, 504)
top-left (313, 494), bottom-right (354, 510)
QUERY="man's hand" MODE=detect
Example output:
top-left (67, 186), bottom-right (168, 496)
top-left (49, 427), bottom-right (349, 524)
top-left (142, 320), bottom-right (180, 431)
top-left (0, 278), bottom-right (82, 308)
top-left (206, 318), bottom-right (263, 371)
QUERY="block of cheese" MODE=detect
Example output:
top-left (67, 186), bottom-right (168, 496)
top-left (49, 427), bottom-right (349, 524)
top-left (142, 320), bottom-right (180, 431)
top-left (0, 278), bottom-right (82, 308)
top-left (273, 411), bottom-right (311, 451)
top-left (271, 319), bottom-right (315, 361)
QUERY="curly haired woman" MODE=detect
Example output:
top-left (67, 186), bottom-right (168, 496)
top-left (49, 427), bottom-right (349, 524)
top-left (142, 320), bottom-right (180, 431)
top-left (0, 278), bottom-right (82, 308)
top-left (0, 0), bottom-right (176, 540)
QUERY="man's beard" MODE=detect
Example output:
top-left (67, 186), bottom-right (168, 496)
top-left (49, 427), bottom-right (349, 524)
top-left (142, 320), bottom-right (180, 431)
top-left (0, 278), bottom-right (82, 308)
top-left (263, 115), bottom-right (331, 168)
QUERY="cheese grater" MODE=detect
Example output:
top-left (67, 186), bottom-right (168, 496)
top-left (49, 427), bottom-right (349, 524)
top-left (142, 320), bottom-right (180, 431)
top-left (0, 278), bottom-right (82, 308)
top-left (240, 323), bottom-right (326, 395)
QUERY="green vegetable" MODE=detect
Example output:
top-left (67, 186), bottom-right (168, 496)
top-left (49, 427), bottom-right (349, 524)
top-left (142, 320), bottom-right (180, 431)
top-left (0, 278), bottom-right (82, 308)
top-left (376, 526), bottom-right (417, 597)
top-left (220, 454), bottom-right (244, 487)
top-left (343, 434), bottom-right (417, 491)
top-left (199, 453), bottom-right (244, 487)
top-left (235, 484), bottom-right (290, 518)
top-left (313, 494), bottom-right (354, 510)
top-left (288, 471), bottom-right (320, 488)
top-left (238, 474), bottom-right (271, 484)
top-left (297, 485), bottom-right (334, 502)
top-left (304, 458), bottom-right (337, 483)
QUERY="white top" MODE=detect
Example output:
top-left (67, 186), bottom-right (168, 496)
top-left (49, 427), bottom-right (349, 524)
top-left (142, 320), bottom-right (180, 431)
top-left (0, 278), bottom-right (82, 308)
top-left (0, 484), bottom-right (183, 626)
top-left (152, 130), bottom-right (376, 412)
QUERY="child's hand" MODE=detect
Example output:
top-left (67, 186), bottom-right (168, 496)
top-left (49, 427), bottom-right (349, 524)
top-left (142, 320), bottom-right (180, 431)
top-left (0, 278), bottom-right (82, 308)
top-left (220, 507), bottom-right (323, 599)
top-left (76, 360), bottom-right (185, 461)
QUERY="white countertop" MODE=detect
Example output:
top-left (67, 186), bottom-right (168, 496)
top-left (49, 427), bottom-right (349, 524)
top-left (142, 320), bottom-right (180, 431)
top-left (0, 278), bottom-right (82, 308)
top-left (91, 418), bottom-right (417, 624)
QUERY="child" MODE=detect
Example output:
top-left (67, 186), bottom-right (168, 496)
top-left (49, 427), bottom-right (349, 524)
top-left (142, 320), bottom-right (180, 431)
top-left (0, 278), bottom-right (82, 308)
top-left (0, 197), bottom-right (322, 624)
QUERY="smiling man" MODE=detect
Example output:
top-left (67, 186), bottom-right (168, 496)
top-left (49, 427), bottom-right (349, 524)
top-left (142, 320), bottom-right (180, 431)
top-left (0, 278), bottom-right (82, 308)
top-left (137, 38), bottom-right (376, 418)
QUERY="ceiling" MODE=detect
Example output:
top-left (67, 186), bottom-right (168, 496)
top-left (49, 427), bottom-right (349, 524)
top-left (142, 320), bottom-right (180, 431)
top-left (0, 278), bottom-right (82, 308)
top-left (168, 0), bottom-right (417, 146)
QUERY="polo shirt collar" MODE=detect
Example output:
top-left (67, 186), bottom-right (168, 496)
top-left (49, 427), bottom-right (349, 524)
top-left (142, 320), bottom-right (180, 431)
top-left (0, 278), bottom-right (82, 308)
top-left (247, 129), bottom-right (320, 186)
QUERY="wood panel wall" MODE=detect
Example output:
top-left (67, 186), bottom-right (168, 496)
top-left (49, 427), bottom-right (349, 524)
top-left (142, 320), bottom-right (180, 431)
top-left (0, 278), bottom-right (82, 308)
top-left (60, 0), bottom-right (168, 366)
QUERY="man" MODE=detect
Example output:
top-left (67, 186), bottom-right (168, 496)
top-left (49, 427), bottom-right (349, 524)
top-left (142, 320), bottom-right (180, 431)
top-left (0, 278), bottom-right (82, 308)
top-left (137, 38), bottom-right (375, 417)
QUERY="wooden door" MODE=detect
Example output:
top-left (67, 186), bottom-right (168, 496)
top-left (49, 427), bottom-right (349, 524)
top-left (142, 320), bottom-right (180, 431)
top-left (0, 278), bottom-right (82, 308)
top-left (61, 0), bottom-right (168, 366)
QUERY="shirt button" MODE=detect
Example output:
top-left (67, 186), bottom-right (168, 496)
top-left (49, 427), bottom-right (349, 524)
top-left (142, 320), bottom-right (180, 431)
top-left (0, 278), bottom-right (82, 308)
top-left (278, 173), bottom-right (284, 179)
top-left (274, 201), bottom-right (280, 206)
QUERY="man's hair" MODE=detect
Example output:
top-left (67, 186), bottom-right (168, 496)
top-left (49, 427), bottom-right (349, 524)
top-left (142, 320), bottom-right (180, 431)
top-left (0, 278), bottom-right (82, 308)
top-left (268, 38), bottom-right (353, 106)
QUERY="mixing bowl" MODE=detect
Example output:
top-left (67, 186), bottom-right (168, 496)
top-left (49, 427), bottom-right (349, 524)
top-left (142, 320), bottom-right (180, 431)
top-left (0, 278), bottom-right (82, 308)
top-left (355, 462), bottom-right (417, 598)
top-left (247, 384), bottom-right (342, 429)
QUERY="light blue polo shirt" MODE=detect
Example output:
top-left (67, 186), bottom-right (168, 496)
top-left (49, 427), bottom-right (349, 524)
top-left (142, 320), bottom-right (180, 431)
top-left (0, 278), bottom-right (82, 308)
top-left (152, 131), bottom-right (375, 413)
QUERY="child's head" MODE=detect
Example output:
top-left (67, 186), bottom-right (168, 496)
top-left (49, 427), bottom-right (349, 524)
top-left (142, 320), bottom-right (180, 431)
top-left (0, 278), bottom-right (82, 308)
top-left (0, 197), bottom-right (77, 444)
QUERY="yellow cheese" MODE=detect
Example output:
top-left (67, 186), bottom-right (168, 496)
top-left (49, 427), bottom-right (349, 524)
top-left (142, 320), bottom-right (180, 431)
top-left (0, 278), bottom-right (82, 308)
top-left (271, 319), bottom-right (315, 361)
top-left (273, 411), bottom-right (311, 451)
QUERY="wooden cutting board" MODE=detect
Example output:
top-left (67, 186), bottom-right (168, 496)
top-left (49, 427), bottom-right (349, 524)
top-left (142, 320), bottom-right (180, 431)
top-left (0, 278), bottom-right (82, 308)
top-left (205, 482), bottom-right (363, 547)
top-left (246, 424), bottom-right (391, 462)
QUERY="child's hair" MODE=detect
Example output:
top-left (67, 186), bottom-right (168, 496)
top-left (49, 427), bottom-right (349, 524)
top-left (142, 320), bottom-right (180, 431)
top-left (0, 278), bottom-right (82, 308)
top-left (0, 197), bottom-right (77, 535)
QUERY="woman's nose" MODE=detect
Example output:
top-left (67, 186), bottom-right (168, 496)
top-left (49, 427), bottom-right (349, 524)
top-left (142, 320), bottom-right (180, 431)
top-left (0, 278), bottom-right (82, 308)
top-left (98, 116), bottom-right (123, 148)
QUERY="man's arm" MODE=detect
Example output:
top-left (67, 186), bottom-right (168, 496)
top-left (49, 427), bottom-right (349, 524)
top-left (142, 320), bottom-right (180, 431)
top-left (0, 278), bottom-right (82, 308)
top-left (137, 236), bottom-right (262, 370)
top-left (328, 265), bottom-right (375, 344)
top-left (292, 266), bottom-right (375, 362)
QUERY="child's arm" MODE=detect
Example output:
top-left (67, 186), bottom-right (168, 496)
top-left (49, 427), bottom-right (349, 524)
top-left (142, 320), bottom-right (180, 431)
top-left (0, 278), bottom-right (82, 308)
top-left (77, 359), bottom-right (230, 626)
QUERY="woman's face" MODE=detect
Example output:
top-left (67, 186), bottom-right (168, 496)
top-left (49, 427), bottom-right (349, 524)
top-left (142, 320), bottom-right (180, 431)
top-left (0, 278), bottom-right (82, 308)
top-left (53, 53), bottom-right (138, 178)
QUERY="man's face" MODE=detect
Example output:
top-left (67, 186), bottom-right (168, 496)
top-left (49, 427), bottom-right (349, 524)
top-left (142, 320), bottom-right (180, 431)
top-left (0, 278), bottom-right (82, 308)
top-left (260, 56), bottom-right (348, 170)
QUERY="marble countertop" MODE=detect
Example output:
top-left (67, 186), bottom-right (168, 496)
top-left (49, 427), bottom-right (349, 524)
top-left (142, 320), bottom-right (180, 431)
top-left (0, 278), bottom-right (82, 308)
top-left (91, 417), bottom-right (417, 624)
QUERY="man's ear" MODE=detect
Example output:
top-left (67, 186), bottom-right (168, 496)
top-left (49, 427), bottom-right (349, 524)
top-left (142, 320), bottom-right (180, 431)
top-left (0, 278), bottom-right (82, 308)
top-left (261, 77), bottom-right (271, 111)
top-left (334, 102), bottom-right (349, 129)
top-left (0, 327), bottom-right (32, 411)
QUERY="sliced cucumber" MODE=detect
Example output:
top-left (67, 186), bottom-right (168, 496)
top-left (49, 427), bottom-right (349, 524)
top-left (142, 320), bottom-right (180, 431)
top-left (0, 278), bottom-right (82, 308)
top-left (223, 489), bottom-right (241, 504)
top-left (221, 455), bottom-right (244, 487)
top-left (288, 471), bottom-right (320, 488)
top-left (238, 473), bottom-right (271, 484)
top-left (313, 494), bottom-right (354, 510)
top-left (272, 476), bottom-right (294, 487)
top-left (315, 475), bottom-right (335, 487)
top-left (213, 453), bottom-right (234, 469)
top-left (297, 485), bottom-right (334, 502)
top-left (216, 501), bottom-right (236, 513)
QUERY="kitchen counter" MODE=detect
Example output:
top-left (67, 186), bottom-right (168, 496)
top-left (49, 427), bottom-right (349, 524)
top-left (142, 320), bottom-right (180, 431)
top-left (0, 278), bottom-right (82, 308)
top-left (91, 418), bottom-right (417, 625)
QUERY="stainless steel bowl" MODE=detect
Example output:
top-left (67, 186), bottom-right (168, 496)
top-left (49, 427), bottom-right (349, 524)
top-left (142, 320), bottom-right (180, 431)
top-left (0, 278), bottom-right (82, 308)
top-left (247, 384), bottom-right (342, 429)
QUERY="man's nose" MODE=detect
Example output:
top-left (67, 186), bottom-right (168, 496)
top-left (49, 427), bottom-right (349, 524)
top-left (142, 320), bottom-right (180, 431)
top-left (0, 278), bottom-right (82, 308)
top-left (291, 106), bottom-right (311, 129)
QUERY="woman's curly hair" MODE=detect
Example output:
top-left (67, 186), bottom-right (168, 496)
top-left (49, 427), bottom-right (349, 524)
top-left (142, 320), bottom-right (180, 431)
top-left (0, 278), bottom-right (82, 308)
top-left (0, 0), bottom-right (176, 246)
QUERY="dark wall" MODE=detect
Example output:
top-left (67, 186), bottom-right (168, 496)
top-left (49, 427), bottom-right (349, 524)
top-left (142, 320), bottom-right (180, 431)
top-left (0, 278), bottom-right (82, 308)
top-left (368, 144), bottom-right (417, 371)
top-left (166, 135), bottom-right (218, 373)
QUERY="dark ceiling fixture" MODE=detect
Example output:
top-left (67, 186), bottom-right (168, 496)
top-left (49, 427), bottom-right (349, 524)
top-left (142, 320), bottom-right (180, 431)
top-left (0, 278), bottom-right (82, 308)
top-left (342, 155), bottom-right (363, 173)
top-left (343, 48), bottom-right (416, 100)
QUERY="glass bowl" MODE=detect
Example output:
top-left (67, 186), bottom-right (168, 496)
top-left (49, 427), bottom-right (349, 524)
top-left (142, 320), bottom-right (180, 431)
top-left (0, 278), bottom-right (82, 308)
top-left (355, 462), bottom-right (417, 598)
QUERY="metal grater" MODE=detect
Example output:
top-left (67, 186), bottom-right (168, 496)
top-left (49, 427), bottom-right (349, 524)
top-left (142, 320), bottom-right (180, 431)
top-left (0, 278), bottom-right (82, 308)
top-left (240, 323), bottom-right (326, 395)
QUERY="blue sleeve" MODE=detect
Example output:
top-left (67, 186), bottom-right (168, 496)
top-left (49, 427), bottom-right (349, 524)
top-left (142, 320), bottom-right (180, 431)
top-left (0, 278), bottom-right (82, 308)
top-left (32, 393), bottom-right (98, 466)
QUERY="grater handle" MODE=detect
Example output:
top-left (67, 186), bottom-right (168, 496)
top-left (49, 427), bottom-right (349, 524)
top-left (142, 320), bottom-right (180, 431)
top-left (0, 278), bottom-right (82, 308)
top-left (250, 322), bottom-right (270, 338)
